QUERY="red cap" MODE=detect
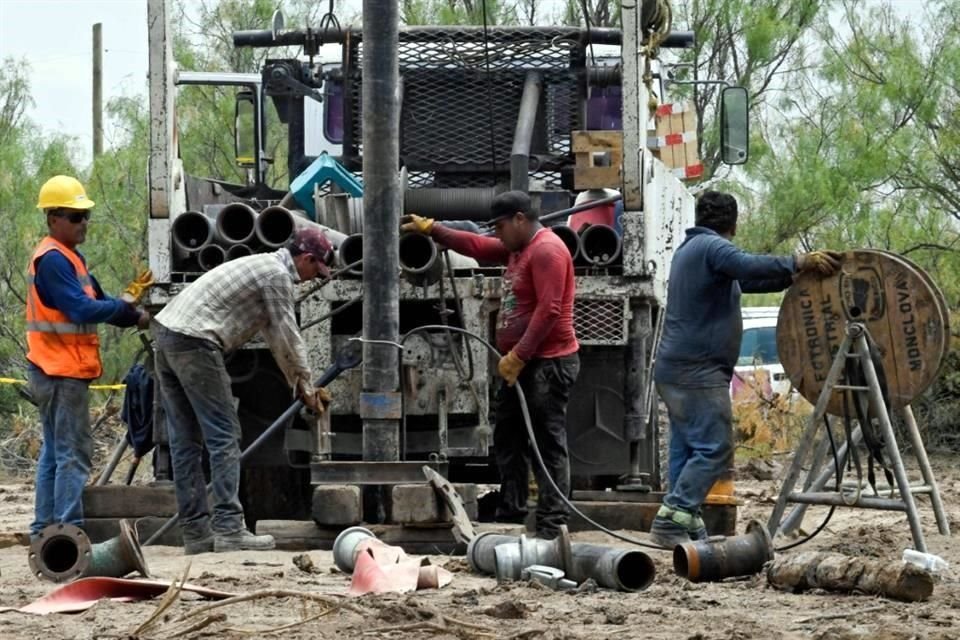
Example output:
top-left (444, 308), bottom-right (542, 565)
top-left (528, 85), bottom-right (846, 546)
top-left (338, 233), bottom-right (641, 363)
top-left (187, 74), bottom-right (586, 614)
top-left (291, 228), bottom-right (334, 277)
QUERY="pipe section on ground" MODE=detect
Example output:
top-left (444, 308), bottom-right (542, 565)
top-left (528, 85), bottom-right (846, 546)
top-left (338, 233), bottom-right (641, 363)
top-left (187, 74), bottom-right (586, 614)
top-left (216, 202), bottom-right (257, 244)
top-left (465, 530), bottom-right (654, 592)
top-left (28, 521), bottom-right (150, 583)
top-left (579, 224), bottom-right (622, 266)
top-left (198, 244), bottom-right (226, 271)
top-left (339, 234), bottom-right (364, 276)
top-left (550, 225), bottom-right (580, 261)
top-left (674, 520), bottom-right (773, 583)
top-left (171, 210), bottom-right (214, 253)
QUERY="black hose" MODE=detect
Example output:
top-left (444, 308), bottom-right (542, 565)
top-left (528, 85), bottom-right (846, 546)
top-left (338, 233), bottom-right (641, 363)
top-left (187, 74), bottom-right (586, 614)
top-left (400, 324), bottom-right (668, 551)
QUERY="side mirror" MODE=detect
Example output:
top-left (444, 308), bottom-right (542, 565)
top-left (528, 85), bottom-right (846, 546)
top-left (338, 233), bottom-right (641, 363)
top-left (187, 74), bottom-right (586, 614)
top-left (234, 89), bottom-right (256, 168)
top-left (720, 86), bottom-right (749, 165)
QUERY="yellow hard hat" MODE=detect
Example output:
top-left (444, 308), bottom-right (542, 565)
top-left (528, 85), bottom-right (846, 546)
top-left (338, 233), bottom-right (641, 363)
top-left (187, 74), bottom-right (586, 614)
top-left (36, 175), bottom-right (95, 210)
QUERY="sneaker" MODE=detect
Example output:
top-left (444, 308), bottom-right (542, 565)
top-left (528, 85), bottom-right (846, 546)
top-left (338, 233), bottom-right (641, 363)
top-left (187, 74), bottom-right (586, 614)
top-left (184, 535), bottom-right (214, 555)
top-left (213, 529), bottom-right (276, 552)
top-left (649, 515), bottom-right (691, 548)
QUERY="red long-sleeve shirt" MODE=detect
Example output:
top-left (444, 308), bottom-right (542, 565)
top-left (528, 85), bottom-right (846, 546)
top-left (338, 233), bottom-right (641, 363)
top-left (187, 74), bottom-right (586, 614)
top-left (431, 225), bottom-right (578, 360)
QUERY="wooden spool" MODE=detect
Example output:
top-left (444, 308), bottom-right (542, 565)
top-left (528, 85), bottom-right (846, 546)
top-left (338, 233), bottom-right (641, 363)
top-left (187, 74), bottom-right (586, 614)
top-left (777, 251), bottom-right (949, 415)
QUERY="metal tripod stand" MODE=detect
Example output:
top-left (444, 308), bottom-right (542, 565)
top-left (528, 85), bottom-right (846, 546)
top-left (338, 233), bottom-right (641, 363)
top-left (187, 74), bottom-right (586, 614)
top-left (767, 322), bottom-right (950, 552)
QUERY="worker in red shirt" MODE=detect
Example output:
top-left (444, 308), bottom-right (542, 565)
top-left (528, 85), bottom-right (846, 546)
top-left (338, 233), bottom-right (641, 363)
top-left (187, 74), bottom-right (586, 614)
top-left (403, 191), bottom-right (579, 539)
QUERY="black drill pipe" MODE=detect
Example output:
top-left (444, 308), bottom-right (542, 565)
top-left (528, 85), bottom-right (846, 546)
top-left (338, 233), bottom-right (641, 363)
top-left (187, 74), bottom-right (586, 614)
top-left (197, 244), bottom-right (226, 271)
top-left (361, 0), bottom-right (401, 470)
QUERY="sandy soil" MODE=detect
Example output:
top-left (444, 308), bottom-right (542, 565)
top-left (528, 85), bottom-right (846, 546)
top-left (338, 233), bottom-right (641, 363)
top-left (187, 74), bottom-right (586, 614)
top-left (0, 456), bottom-right (958, 640)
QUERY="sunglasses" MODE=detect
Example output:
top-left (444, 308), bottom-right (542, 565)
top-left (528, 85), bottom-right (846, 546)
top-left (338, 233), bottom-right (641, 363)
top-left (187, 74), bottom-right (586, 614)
top-left (53, 211), bottom-right (91, 224)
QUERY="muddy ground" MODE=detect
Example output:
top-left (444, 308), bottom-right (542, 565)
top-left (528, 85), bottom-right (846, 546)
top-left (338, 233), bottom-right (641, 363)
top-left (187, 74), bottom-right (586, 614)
top-left (0, 455), bottom-right (957, 640)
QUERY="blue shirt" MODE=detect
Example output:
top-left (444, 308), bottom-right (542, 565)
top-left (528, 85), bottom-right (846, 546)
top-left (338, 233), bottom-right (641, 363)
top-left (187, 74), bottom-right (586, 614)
top-left (653, 227), bottom-right (796, 387)
top-left (34, 250), bottom-right (139, 327)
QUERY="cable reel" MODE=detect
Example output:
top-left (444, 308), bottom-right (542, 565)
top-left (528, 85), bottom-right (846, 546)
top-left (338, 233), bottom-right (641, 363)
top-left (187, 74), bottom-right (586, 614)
top-left (776, 250), bottom-right (949, 415)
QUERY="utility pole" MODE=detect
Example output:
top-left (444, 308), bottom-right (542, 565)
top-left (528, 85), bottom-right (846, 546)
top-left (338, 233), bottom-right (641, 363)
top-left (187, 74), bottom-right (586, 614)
top-left (92, 22), bottom-right (103, 157)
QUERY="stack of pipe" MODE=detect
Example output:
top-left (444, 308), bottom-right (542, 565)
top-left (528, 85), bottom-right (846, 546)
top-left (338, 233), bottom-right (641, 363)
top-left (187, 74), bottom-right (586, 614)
top-left (171, 204), bottom-right (348, 272)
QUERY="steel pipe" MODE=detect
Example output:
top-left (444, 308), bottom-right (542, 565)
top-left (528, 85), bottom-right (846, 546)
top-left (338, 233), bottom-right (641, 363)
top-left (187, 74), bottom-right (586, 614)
top-left (256, 205), bottom-right (350, 250)
top-left (339, 234), bottom-right (364, 276)
top-left (579, 223), bottom-right (622, 266)
top-left (568, 542), bottom-right (656, 592)
top-left (399, 232), bottom-right (442, 285)
top-left (674, 520), bottom-right (773, 583)
top-left (466, 531), bottom-right (654, 592)
top-left (198, 244), bottom-right (226, 271)
top-left (28, 521), bottom-right (149, 583)
top-left (511, 71), bottom-right (542, 193)
top-left (216, 202), bottom-right (257, 244)
top-left (171, 210), bottom-right (214, 253)
top-left (549, 225), bottom-right (580, 261)
top-left (226, 243), bottom-right (254, 261)
top-left (332, 526), bottom-right (376, 573)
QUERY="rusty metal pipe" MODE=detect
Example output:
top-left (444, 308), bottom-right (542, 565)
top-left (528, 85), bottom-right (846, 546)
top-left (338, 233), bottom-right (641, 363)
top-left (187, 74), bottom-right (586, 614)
top-left (579, 223), bottom-right (622, 266)
top-left (216, 202), bottom-right (257, 244)
top-left (673, 520), bottom-right (773, 583)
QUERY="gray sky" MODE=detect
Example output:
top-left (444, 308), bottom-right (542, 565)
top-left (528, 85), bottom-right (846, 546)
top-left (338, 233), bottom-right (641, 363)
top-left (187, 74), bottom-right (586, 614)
top-left (0, 0), bottom-right (927, 169)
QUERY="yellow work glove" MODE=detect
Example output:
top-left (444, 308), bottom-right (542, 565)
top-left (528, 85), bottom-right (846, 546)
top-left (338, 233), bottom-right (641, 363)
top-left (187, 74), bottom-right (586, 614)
top-left (400, 213), bottom-right (435, 235)
top-left (121, 269), bottom-right (155, 304)
top-left (796, 250), bottom-right (843, 276)
top-left (303, 386), bottom-right (332, 415)
top-left (497, 351), bottom-right (526, 387)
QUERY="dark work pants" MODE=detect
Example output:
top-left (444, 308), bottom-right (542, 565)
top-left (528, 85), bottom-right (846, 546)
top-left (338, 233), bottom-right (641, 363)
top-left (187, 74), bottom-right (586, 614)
top-left (153, 324), bottom-right (244, 543)
top-left (494, 353), bottom-right (580, 537)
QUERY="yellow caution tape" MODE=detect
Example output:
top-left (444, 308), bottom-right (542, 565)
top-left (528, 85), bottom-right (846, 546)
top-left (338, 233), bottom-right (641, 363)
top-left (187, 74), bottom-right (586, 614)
top-left (0, 377), bottom-right (125, 390)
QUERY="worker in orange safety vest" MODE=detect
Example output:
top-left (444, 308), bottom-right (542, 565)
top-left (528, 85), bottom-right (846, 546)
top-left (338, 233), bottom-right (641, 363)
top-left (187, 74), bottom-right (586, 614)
top-left (26, 175), bottom-right (151, 538)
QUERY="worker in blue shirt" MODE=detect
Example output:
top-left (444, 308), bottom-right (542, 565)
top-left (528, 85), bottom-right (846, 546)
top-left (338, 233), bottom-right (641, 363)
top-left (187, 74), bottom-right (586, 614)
top-left (649, 190), bottom-right (842, 548)
top-left (26, 175), bottom-right (150, 538)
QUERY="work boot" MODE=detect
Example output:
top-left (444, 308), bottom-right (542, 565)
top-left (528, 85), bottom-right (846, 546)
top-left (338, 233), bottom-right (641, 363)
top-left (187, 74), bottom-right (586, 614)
top-left (213, 529), bottom-right (276, 552)
top-left (183, 535), bottom-right (214, 555)
top-left (649, 505), bottom-right (693, 549)
top-left (688, 515), bottom-right (709, 542)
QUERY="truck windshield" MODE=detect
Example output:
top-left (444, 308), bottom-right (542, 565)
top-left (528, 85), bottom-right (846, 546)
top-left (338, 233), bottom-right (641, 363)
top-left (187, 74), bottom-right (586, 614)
top-left (738, 326), bottom-right (779, 366)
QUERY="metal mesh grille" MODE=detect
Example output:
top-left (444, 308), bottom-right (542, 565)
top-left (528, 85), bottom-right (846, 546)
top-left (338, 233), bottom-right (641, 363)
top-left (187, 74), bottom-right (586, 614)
top-left (345, 29), bottom-right (583, 183)
top-left (574, 297), bottom-right (628, 345)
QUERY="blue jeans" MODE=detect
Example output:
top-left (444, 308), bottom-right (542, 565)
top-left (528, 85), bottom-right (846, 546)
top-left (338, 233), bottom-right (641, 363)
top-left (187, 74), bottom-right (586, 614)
top-left (657, 383), bottom-right (733, 514)
top-left (153, 324), bottom-right (244, 542)
top-left (29, 364), bottom-right (92, 536)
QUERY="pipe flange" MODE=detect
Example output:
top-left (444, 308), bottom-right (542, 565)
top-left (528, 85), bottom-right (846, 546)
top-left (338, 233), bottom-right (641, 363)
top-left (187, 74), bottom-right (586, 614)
top-left (29, 523), bottom-right (91, 583)
top-left (118, 519), bottom-right (151, 578)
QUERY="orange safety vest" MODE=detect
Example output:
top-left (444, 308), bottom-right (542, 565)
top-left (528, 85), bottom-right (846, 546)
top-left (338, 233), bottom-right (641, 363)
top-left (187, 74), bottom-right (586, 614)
top-left (25, 236), bottom-right (103, 379)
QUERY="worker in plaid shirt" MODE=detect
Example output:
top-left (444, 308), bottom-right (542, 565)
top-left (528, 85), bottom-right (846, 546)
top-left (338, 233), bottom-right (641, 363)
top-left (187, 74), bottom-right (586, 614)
top-left (153, 228), bottom-right (334, 554)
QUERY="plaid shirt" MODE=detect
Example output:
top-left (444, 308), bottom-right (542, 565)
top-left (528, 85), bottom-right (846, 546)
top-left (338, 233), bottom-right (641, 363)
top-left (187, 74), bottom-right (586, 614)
top-left (155, 248), bottom-right (312, 396)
